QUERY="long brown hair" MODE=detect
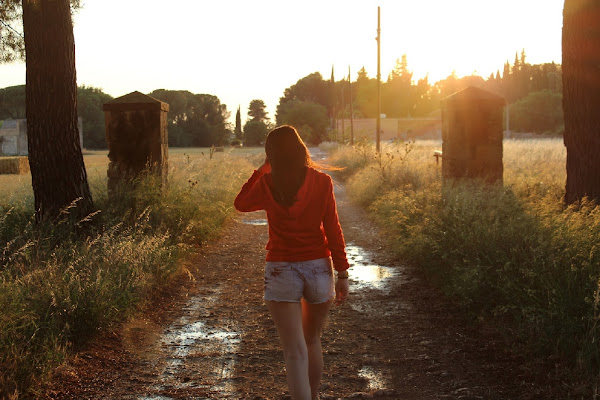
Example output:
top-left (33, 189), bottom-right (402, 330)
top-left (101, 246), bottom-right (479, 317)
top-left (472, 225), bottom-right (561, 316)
top-left (265, 125), bottom-right (313, 207)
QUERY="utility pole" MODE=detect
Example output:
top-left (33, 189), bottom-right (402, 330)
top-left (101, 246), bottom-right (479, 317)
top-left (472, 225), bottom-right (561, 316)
top-left (330, 66), bottom-right (336, 137)
top-left (349, 65), bottom-right (354, 145)
top-left (341, 78), bottom-right (345, 143)
top-left (505, 103), bottom-right (510, 139)
top-left (376, 6), bottom-right (381, 153)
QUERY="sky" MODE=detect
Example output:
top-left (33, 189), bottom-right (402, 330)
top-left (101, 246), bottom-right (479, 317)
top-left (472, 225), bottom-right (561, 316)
top-left (0, 0), bottom-right (564, 124)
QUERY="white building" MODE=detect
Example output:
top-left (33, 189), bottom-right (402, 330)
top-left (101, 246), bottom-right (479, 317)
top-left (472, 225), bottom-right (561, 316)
top-left (0, 118), bottom-right (83, 156)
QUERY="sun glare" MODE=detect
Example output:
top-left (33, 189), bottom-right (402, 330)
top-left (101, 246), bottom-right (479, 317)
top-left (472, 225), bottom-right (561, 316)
top-left (0, 0), bottom-right (564, 119)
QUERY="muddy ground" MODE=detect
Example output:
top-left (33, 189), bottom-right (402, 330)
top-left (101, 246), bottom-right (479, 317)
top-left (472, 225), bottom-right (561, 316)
top-left (46, 169), bottom-right (571, 399)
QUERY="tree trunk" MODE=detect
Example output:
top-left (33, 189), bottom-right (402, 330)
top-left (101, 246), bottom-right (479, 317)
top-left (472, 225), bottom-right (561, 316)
top-left (22, 0), bottom-right (94, 221)
top-left (562, 0), bottom-right (600, 204)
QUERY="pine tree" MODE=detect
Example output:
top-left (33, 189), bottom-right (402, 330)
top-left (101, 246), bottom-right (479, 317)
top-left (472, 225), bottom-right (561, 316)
top-left (356, 66), bottom-right (368, 81)
top-left (22, 0), bottom-right (94, 221)
top-left (248, 99), bottom-right (268, 122)
top-left (503, 61), bottom-right (510, 79)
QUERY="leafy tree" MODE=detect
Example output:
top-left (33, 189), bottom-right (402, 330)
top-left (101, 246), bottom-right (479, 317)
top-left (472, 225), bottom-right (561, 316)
top-left (77, 85), bottom-right (113, 149)
top-left (530, 62), bottom-right (562, 93)
top-left (412, 75), bottom-right (434, 117)
top-left (0, 85), bottom-right (25, 119)
top-left (276, 99), bottom-right (328, 144)
top-left (383, 55), bottom-right (415, 117)
top-left (0, 85), bottom-right (113, 149)
top-left (277, 72), bottom-right (330, 119)
top-left (148, 89), bottom-right (189, 124)
top-left (509, 90), bottom-right (564, 134)
top-left (435, 71), bottom-right (461, 99)
top-left (277, 53), bottom-right (566, 146)
top-left (234, 106), bottom-right (242, 140)
top-left (354, 66), bottom-right (377, 118)
top-left (388, 55), bottom-right (412, 85)
top-left (149, 90), bottom-right (230, 147)
top-left (185, 94), bottom-right (230, 146)
top-left (562, 0), bottom-right (600, 204)
top-left (0, 1), bottom-right (24, 62)
top-left (243, 119), bottom-right (268, 146)
top-left (148, 89), bottom-right (192, 146)
top-left (248, 99), bottom-right (268, 122)
top-left (356, 66), bottom-right (368, 81)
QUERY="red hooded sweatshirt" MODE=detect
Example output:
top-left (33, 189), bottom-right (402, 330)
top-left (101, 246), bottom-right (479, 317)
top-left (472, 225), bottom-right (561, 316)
top-left (234, 166), bottom-right (350, 272)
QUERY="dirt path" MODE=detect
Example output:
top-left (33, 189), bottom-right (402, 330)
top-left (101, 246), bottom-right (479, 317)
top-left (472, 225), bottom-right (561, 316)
top-left (46, 163), bottom-right (566, 399)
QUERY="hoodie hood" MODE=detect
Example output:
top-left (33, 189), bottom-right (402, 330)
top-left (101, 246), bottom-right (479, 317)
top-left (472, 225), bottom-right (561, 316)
top-left (263, 167), bottom-right (319, 218)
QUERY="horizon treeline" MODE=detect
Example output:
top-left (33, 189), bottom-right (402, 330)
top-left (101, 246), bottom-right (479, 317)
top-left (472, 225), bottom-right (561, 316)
top-left (0, 86), bottom-right (232, 149)
top-left (276, 50), bottom-right (563, 143)
top-left (0, 50), bottom-right (563, 148)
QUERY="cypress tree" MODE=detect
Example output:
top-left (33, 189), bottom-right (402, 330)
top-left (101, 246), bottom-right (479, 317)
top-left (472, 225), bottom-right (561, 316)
top-left (235, 106), bottom-right (242, 140)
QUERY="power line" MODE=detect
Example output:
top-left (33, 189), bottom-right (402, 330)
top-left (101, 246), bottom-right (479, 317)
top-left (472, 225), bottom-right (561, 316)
top-left (0, 18), bottom-right (23, 39)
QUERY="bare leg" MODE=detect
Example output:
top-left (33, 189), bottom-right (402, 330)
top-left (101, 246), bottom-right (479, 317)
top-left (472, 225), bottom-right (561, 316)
top-left (302, 298), bottom-right (333, 400)
top-left (267, 300), bottom-right (311, 400)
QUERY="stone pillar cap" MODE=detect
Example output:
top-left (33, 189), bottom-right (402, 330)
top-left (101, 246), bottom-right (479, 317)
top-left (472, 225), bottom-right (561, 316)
top-left (441, 86), bottom-right (505, 105)
top-left (103, 91), bottom-right (169, 112)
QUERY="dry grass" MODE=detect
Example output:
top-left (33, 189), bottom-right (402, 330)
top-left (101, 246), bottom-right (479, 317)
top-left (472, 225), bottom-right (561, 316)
top-left (0, 157), bottom-right (30, 175)
top-left (1, 147), bottom-right (266, 207)
top-left (327, 138), bottom-right (599, 394)
top-left (0, 146), bottom-right (265, 398)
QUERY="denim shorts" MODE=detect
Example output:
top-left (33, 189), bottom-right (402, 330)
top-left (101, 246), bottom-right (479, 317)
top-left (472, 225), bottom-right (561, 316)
top-left (264, 257), bottom-right (335, 304)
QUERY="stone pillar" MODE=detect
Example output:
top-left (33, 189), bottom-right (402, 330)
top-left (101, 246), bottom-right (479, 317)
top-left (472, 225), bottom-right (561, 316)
top-left (440, 86), bottom-right (505, 184)
top-left (103, 91), bottom-right (169, 194)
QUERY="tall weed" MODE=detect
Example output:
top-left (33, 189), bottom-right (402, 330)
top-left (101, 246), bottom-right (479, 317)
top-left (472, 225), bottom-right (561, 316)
top-left (329, 138), bottom-right (600, 387)
top-left (0, 152), bottom-right (254, 398)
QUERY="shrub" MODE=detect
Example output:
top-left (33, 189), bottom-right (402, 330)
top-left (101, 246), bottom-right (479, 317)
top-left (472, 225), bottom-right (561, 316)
top-left (329, 138), bottom-right (600, 388)
top-left (0, 152), bottom-right (254, 398)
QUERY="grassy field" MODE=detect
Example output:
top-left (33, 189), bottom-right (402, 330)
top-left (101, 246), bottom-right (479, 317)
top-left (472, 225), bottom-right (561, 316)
top-left (327, 138), bottom-right (598, 391)
top-left (0, 147), bottom-right (264, 207)
top-left (0, 147), bottom-right (264, 398)
top-left (2, 141), bottom-right (594, 394)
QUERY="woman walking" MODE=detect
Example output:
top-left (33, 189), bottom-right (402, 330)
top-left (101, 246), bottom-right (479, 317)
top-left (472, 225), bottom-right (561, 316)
top-left (234, 125), bottom-right (350, 400)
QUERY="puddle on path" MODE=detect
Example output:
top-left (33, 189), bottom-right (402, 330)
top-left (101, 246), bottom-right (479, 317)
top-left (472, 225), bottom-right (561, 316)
top-left (139, 288), bottom-right (241, 399)
top-left (345, 243), bottom-right (411, 315)
top-left (241, 218), bottom-right (267, 226)
top-left (358, 366), bottom-right (388, 391)
top-left (308, 147), bottom-right (328, 161)
top-left (345, 244), bottom-right (399, 292)
top-left (239, 210), bottom-right (268, 226)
